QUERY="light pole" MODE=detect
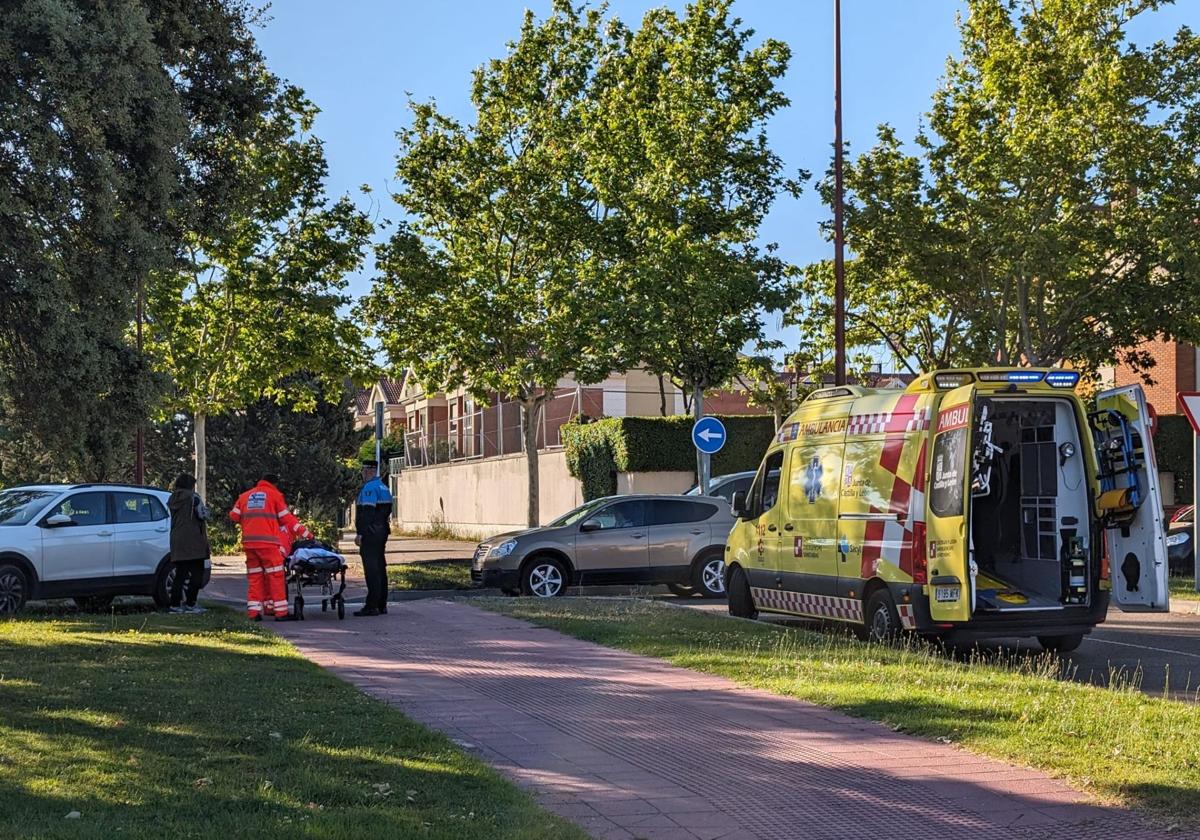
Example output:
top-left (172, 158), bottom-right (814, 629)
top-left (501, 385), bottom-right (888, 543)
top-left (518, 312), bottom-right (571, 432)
top-left (134, 275), bottom-right (145, 485)
top-left (833, 0), bottom-right (847, 386)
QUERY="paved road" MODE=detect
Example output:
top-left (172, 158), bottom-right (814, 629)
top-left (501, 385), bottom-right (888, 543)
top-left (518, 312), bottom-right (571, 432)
top-left (675, 599), bottom-right (1200, 701)
top-left (275, 600), bottom-right (1170, 840)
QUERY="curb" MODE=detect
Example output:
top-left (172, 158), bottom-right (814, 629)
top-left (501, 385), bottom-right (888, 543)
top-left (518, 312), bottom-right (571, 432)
top-left (1169, 599), bottom-right (1200, 616)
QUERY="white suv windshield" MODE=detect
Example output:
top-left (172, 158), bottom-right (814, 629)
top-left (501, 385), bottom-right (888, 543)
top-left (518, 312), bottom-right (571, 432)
top-left (0, 490), bottom-right (57, 526)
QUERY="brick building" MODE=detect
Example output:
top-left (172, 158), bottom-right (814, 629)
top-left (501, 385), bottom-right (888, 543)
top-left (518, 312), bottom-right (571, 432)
top-left (1099, 337), bottom-right (1199, 416)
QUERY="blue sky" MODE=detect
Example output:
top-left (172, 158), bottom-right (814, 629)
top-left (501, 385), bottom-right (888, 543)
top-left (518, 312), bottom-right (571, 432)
top-left (254, 1), bottom-right (1194, 358)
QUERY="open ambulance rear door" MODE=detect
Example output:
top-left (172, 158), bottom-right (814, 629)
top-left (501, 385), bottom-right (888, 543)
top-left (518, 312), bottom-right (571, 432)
top-left (1094, 385), bottom-right (1170, 612)
top-left (926, 384), bottom-right (975, 623)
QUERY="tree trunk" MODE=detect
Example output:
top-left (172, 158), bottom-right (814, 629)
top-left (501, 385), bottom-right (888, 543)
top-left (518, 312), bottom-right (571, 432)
top-left (772, 406), bottom-right (782, 432)
top-left (658, 374), bottom-right (668, 417)
top-left (194, 411), bottom-right (207, 502)
top-left (521, 399), bottom-right (542, 527)
top-left (692, 383), bottom-right (709, 495)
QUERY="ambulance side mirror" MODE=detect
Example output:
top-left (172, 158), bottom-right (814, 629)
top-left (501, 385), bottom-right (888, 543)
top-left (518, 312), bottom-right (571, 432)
top-left (730, 491), bottom-right (748, 519)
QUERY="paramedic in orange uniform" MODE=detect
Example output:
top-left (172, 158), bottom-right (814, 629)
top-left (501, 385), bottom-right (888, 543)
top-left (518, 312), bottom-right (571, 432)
top-left (229, 474), bottom-right (310, 621)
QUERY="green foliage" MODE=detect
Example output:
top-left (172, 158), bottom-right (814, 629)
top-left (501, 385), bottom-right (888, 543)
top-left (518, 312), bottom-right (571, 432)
top-left (147, 376), bottom-right (366, 540)
top-left (1154, 415), bottom-right (1193, 506)
top-left (358, 430), bottom-right (406, 466)
top-left (148, 80), bottom-right (374, 496)
top-left (0, 0), bottom-right (270, 472)
top-left (795, 0), bottom-right (1200, 375)
top-left (562, 418), bottom-right (622, 500)
top-left (586, 0), bottom-right (803, 398)
top-left (563, 414), bottom-right (775, 500)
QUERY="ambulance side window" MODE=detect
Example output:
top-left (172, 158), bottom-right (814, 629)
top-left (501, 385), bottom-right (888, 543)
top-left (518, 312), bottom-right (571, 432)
top-left (931, 429), bottom-right (967, 518)
top-left (751, 451), bottom-right (785, 516)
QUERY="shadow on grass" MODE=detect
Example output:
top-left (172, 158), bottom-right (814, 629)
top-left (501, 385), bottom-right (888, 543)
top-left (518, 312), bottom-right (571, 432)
top-left (0, 607), bottom-right (582, 840)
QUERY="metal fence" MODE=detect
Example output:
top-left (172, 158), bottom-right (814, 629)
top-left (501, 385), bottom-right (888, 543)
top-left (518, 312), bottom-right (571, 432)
top-left (403, 389), bottom-right (582, 468)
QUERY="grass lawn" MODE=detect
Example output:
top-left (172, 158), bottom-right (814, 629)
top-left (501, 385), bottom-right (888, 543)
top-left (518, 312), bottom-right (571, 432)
top-left (1170, 575), bottom-right (1199, 602)
top-left (0, 607), bottom-right (583, 840)
top-left (483, 597), bottom-right (1200, 827)
top-left (387, 560), bottom-right (473, 591)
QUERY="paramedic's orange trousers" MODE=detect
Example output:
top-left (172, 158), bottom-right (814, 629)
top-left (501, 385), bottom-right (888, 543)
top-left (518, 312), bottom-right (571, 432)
top-left (245, 546), bottom-right (288, 618)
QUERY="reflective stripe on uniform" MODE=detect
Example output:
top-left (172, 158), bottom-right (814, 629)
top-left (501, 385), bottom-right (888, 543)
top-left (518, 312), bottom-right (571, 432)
top-left (263, 565), bottom-right (285, 574)
top-left (246, 600), bottom-right (262, 608)
top-left (277, 507), bottom-right (291, 519)
top-left (246, 566), bottom-right (264, 574)
top-left (231, 507), bottom-right (241, 515)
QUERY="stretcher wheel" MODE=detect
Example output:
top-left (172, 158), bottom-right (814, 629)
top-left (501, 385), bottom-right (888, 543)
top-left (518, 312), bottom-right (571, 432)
top-left (294, 595), bottom-right (304, 620)
top-left (335, 596), bottom-right (345, 620)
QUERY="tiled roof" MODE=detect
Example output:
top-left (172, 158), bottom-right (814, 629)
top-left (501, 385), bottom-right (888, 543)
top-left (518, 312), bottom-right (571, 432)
top-left (355, 375), bottom-right (407, 416)
top-left (379, 375), bottom-right (405, 404)
top-left (354, 388), bottom-right (372, 416)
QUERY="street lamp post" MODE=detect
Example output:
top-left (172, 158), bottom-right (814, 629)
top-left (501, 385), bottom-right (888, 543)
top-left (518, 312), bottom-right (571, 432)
top-left (134, 276), bottom-right (145, 485)
top-left (833, 0), bottom-right (847, 386)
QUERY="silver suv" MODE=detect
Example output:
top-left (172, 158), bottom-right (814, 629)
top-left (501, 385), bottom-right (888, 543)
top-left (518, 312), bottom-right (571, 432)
top-left (0, 484), bottom-right (210, 614)
top-left (471, 494), bottom-right (735, 598)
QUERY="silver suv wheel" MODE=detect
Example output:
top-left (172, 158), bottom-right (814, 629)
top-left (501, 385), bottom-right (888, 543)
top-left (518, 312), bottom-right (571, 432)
top-left (698, 557), bottom-right (726, 596)
top-left (527, 562), bottom-right (564, 597)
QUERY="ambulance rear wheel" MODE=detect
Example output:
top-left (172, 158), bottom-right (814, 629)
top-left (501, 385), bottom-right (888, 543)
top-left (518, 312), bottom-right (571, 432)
top-left (865, 590), bottom-right (901, 644)
top-left (1038, 633), bottom-right (1084, 653)
top-left (727, 566), bottom-right (757, 620)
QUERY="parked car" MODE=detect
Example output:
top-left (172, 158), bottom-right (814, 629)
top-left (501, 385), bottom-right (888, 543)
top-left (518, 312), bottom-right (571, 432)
top-left (1167, 504), bottom-right (1194, 576)
top-left (683, 471), bottom-right (755, 504)
top-left (0, 484), bottom-right (210, 615)
top-left (471, 494), bottom-right (735, 598)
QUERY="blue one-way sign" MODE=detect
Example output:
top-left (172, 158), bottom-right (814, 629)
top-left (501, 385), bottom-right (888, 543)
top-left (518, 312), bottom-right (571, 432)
top-left (692, 416), bottom-right (727, 455)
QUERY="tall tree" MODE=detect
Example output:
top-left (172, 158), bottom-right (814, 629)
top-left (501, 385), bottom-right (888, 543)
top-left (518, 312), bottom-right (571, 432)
top-left (148, 84), bottom-right (373, 499)
top-left (363, 3), bottom-right (619, 527)
top-left (145, 377), bottom-right (366, 538)
top-left (797, 0), bottom-right (1200, 376)
top-left (0, 1), bottom-right (271, 473)
top-left (586, 0), bottom-right (802, 480)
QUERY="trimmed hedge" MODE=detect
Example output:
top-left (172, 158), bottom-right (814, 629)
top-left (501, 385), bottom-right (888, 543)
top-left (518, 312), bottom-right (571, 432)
top-left (1154, 414), bottom-right (1193, 505)
top-left (562, 415), bottom-right (776, 501)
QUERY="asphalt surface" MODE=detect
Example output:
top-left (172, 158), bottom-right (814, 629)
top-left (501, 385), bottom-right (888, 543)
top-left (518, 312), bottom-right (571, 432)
top-left (675, 599), bottom-right (1200, 701)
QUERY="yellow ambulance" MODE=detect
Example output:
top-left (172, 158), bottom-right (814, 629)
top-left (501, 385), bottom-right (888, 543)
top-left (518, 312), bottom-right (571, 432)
top-left (725, 368), bottom-right (1170, 651)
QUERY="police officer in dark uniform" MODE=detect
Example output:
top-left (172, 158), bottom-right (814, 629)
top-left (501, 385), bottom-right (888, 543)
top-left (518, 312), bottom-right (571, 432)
top-left (354, 459), bottom-right (393, 616)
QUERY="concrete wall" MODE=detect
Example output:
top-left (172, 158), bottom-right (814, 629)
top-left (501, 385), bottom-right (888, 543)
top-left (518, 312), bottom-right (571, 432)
top-left (616, 470), bottom-right (695, 495)
top-left (394, 450), bottom-right (583, 540)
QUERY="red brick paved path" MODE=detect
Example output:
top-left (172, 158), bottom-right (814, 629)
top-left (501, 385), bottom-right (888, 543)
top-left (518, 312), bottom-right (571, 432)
top-left (276, 600), bottom-right (1170, 840)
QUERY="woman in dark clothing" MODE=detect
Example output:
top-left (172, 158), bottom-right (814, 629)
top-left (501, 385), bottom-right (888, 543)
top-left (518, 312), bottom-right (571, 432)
top-left (167, 473), bottom-right (210, 613)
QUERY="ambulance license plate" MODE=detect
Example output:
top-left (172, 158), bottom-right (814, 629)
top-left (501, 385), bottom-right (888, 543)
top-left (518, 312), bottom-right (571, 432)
top-left (934, 586), bottom-right (960, 603)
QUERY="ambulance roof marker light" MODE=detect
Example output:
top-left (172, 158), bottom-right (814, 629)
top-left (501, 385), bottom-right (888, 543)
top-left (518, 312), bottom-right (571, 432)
top-left (933, 372), bottom-right (975, 389)
top-left (1045, 370), bottom-right (1081, 389)
top-left (977, 370), bottom-right (1045, 384)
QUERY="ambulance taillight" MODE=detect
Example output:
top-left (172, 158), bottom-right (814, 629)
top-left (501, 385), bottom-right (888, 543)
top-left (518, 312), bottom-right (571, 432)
top-left (911, 521), bottom-right (928, 584)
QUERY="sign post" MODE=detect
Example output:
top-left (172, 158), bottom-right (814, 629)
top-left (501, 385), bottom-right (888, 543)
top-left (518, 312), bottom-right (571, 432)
top-left (374, 401), bottom-right (384, 470)
top-left (691, 416), bottom-right (728, 496)
top-left (1176, 393), bottom-right (1200, 593)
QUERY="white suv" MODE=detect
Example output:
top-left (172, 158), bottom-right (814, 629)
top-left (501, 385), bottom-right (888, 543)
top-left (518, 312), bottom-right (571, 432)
top-left (0, 484), bottom-right (210, 614)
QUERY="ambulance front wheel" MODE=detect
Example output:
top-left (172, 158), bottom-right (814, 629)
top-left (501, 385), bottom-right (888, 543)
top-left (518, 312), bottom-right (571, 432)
top-left (865, 590), bottom-right (901, 644)
top-left (1038, 633), bottom-right (1084, 653)
top-left (727, 566), bottom-right (757, 620)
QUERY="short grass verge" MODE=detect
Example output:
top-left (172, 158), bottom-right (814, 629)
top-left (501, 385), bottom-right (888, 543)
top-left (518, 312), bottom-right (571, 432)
top-left (482, 597), bottom-right (1200, 827)
top-left (388, 560), bottom-right (473, 591)
top-left (0, 607), bottom-right (583, 840)
top-left (1170, 575), bottom-right (1199, 602)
